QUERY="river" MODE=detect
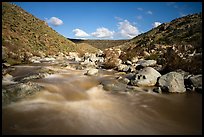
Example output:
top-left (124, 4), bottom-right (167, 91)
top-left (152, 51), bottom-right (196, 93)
top-left (2, 62), bottom-right (202, 135)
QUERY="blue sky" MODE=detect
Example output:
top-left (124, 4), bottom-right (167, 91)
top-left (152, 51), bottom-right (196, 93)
top-left (13, 2), bottom-right (202, 40)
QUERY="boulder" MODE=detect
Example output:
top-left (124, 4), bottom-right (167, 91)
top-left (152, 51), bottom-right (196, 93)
top-left (138, 60), bottom-right (157, 67)
top-left (85, 68), bottom-right (98, 76)
top-left (175, 69), bottom-right (190, 78)
top-left (3, 73), bottom-right (13, 81)
top-left (2, 82), bottom-right (42, 106)
top-left (84, 53), bottom-right (97, 63)
top-left (2, 73), bottom-right (18, 85)
top-left (3, 63), bottom-right (11, 68)
top-left (117, 76), bottom-right (130, 84)
top-left (189, 74), bottom-right (202, 90)
top-left (96, 50), bottom-right (104, 57)
top-left (135, 64), bottom-right (144, 71)
top-left (131, 67), bottom-right (161, 87)
top-left (153, 65), bottom-right (163, 72)
top-left (137, 60), bottom-right (157, 67)
top-left (129, 66), bottom-right (136, 72)
top-left (29, 56), bottom-right (41, 63)
top-left (142, 51), bottom-right (150, 57)
top-left (131, 57), bottom-right (138, 63)
top-left (38, 51), bottom-right (46, 58)
top-left (97, 57), bottom-right (104, 63)
top-left (158, 72), bottom-right (186, 93)
top-left (68, 52), bottom-right (81, 62)
top-left (117, 64), bottom-right (130, 72)
top-left (126, 60), bottom-right (132, 65)
top-left (101, 79), bottom-right (127, 92)
top-left (40, 57), bottom-right (56, 62)
top-left (81, 59), bottom-right (96, 67)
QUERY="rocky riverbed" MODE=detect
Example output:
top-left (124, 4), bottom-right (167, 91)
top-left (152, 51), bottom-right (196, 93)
top-left (2, 50), bottom-right (202, 135)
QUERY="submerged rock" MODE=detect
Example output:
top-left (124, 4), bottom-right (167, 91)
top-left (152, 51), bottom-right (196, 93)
top-left (101, 79), bottom-right (127, 92)
top-left (117, 76), bottom-right (130, 84)
top-left (2, 82), bottom-right (42, 106)
top-left (2, 73), bottom-right (18, 86)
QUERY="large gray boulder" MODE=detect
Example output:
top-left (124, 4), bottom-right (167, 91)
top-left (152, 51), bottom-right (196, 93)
top-left (158, 72), bottom-right (186, 93)
top-left (131, 67), bottom-right (161, 87)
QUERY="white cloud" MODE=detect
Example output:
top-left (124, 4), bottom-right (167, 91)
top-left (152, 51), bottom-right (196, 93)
top-left (136, 15), bottom-right (143, 20)
top-left (91, 27), bottom-right (115, 38)
top-left (117, 20), bottom-right (140, 39)
top-left (137, 7), bottom-right (143, 11)
top-left (152, 22), bottom-right (162, 28)
top-left (46, 17), bottom-right (63, 26)
top-left (147, 10), bottom-right (153, 15)
top-left (72, 29), bottom-right (90, 37)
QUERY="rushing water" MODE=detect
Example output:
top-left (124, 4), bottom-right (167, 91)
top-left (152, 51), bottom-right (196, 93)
top-left (2, 64), bottom-right (202, 135)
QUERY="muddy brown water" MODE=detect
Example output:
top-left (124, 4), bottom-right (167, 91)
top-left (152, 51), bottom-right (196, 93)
top-left (2, 63), bottom-right (202, 135)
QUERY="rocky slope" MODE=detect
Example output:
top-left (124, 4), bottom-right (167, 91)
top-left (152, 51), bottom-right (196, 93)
top-left (2, 2), bottom-right (98, 65)
top-left (117, 13), bottom-right (202, 74)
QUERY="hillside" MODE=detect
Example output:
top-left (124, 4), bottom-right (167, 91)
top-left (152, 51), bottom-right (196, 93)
top-left (117, 13), bottom-right (202, 74)
top-left (2, 2), bottom-right (98, 65)
top-left (119, 13), bottom-right (202, 52)
top-left (69, 38), bottom-right (129, 50)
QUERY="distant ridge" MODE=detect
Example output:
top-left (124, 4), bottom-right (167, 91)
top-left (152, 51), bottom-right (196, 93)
top-left (68, 38), bottom-right (129, 50)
